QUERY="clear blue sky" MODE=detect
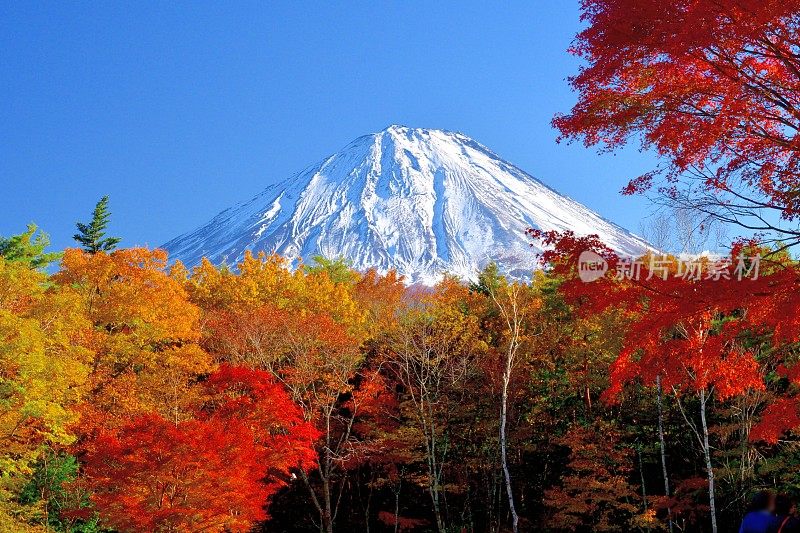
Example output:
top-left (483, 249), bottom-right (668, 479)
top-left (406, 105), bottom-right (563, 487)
top-left (1, 1), bottom-right (658, 251)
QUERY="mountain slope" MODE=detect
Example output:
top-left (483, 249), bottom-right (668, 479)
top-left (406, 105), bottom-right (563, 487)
top-left (164, 125), bottom-right (649, 284)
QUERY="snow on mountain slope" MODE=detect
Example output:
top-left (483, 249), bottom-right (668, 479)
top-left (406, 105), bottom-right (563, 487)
top-left (163, 125), bottom-right (650, 284)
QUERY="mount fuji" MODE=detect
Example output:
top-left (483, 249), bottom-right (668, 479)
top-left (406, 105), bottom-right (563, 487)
top-left (163, 125), bottom-right (649, 284)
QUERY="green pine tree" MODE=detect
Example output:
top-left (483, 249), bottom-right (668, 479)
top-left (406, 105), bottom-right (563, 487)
top-left (19, 450), bottom-right (103, 532)
top-left (469, 261), bottom-right (502, 296)
top-left (0, 223), bottom-right (61, 269)
top-left (73, 196), bottom-right (121, 253)
top-left (304, 255), bottom-right (359, 284)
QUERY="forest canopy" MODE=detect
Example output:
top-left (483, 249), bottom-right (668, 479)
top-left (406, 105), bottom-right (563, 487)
top-left (0, 239), bottom-right (799, 532)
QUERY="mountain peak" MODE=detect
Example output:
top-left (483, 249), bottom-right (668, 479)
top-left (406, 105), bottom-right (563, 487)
top-left (378, 124), bottom-right (462, 142)
top-left (378, 124), bottom-right (430, 142)
top-left (164, 128), bottom-right (649, 284)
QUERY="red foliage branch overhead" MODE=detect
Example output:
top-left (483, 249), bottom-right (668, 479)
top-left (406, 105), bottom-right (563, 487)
top-left (555, 0), bottom-right (800, 238)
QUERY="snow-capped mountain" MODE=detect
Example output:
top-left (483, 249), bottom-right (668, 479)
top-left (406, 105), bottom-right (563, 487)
top-left (164, 125), bottom-right (649, 284)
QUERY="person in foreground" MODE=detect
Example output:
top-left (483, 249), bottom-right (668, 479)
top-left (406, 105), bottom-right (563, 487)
top-left (768, 494), bottom-right (800, 533)
top-left (740, 491), bottom-right (776, 533)
top-left (740, 491), bottom-right (800, 533)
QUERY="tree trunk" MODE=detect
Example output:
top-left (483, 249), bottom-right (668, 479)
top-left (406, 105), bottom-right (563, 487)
top-left (299, 468), bottom-right (327, 533)
top-left (637, 446), bottom-right (650, 533)
top-left (394, 489), bottom-right (400, 533)
top-left (364, 474), bottom-right (372, 533)
top-left (426, 420), bottom-right (446, 533)
top-left (699, 389), bottom-right (717, 533)
top-left (500, 372), bottom-right (519, 533)
top-left (322, 467), bottom-right (334, 533)
top-left (657, 375), bottom-right (674, 533)
top-left (430, 481), bottom-right (445, 533)
top-left (491, 284), bottom-right (523, 533)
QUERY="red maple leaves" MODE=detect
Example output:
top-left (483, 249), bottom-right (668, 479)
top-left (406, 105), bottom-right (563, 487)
top-left (555, 0), bottom-right (800, 241)
top-left (532, 229), bottom-right (800, 443)
top-left (81, 365), bottom-right (318, 532)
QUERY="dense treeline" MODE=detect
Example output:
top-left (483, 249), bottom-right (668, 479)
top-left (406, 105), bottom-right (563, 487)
top-left (2, 221), bottom-right (800, 532)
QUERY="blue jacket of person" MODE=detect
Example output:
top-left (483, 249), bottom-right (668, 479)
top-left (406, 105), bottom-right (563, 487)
top-left (740, 511), bottom-right (779, 533)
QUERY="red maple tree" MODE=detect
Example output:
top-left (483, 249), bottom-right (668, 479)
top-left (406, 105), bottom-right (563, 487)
top-left (81, 365), bottom-right (318, 532)
top-left (555, 0), bottom-right (800, 246)
top-left (529, 229), bottom-right (800, 532)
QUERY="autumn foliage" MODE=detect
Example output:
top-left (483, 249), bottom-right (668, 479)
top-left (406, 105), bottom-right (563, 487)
top-left (556, 0), bottom-right (800, 245)
top-left (81, 365), bottom-right (317, 532)
top-left (2, 229), bottom-right (800, 533)
top-left (6, 1), bottom-right (800, 531)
